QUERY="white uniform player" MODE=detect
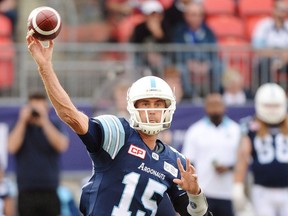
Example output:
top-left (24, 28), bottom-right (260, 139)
top-left (233, 83), bottom-right (288, 216)
top-left (0, 123), bottom-right (8, 170)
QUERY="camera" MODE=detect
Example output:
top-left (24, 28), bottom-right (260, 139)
top-left (31, 109), bottom-right (40, 117)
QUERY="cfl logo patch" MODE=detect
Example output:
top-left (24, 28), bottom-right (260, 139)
top-left (128, 145), bottom-right (146, 159)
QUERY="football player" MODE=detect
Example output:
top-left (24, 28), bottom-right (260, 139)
top-left (26, 35), bottom-right (212, 216)
top-left (233, 83), bottom-right (288, 216)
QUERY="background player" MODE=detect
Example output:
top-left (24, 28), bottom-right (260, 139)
top-left (233, 83), bottom-right (288, 216)
top-left (26, 34), bottom-right (212, 216)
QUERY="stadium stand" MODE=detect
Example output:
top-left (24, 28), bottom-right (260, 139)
top-left (218, 37), bottom-right (251, 85)
top-left (0, 14), bottom-right (14, 93)
top-left (238, 0), bottom-right (273, 17)
top-left (238, 0), bottom-right (273, 40)
top-left (206, 15), bottom-right (245, 41)
top-left (203, 0), bottom-right (236, 18)
top-left (244, 14), bottom-right (270, 40)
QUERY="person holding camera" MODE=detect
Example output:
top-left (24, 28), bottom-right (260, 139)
top-left (8, 92), bottom-right (69, 216)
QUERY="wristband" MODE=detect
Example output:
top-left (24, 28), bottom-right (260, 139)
top-left (187, 190), bottom-right (208, 216)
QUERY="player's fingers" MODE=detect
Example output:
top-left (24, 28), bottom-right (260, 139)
top-left (49, 40), bottom-right (54, 48)
top-left (192, 173), bottom-right (198, 181)
top-left (27, 29), bottom-right (35, 37)
top-left (189, 164), bottom-right (196, 174)
top-left (33, 38), bottom-right (42, 47)
top-left (27, 36), bottom-right (40, 50)
top-left (186, 158), bottom-right (191, 172)
top-left (173, 178), bottom-right (182, 186)
top-left (27, 41), bottom-right (36, 51)
top-left (177, 158), bottom-right (185, 173)
top-left (26, 34), bottom-right (33, 45)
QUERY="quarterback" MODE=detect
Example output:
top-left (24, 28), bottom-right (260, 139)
top-left (26, 35), bottom-right (212, 216)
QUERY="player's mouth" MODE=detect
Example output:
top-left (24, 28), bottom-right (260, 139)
top-left (149, 119), bottom-right (158, 123)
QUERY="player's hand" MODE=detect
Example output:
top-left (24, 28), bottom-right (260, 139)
top-left (26, 34), bottom-right (54, 68)
top-left (19, 105), bottom-right (32, 123)
top-left (214, 165), bottom-right (230, 174)
top-left (173, 158), bottom-right (200, 195)
top-left (232, 182), bottom-right (248, 212)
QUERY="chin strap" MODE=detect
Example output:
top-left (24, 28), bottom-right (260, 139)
top-left (139, 124), bottom-right (162, 135)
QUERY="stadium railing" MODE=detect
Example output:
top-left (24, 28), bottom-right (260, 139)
top-left (0, 43), bottom-right (287, 105)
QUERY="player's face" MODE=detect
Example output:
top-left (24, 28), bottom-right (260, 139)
top-left (135, 98), bottom-right (166, 123)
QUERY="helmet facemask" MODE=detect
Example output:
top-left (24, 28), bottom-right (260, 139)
top-left (128, 101), bottom-right (175, 135)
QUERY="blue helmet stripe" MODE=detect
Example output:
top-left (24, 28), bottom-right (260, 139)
top-left (150, 77), bottom-right (156, 88)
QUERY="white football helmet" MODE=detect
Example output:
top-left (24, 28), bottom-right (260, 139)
top-left (127, 76), bottom-right (176, 135)
top-left (255, 83), bottom-right (287, 124)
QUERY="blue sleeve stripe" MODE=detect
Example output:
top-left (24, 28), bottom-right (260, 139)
top-left (94, 115), bottom-right (125, 159)
top-left (101, 116), bottom-right (117, 157)
top-left (98, 117), bottom-right (113, 154)
top-left (109, 115), bottom-right (125, 159)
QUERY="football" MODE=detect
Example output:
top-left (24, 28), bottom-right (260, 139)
top-left (27, 6), bottom-right (62, 41)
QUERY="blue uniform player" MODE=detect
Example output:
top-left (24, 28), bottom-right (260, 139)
top-left (26, 35), bottom-right (212, 216)
top-left (233, 83), bottom-right (288, 216)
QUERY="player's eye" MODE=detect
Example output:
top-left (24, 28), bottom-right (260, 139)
top-left (139, 102), bottom-right (149, 107)
top-left (155, 101), bottom-right (165, 108)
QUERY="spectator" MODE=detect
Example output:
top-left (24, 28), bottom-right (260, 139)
top-left (130, 0), bottom-right (171, 76)
top-left (164, 0), bottom-right (193, 30)
top-left (130, 0), bottom-right (171, 43)
top-left (8, 92), bottom-right (69, 216)
top-left (105, 0), bottom-right (142, 42)
top-left (182, 93), bottom-right (241, 216)
top-left (106, 0), bottom-right (173, 42)
top-left (221, 68), bottom-right (248, 106)
top-left (0, 165), bottom-right (15, 216)
top-left (233, 83), bottom-right (288, 216)
top-left (163, 66), bottom-right (184, 103)
top-left (252, 0), bottom-right (288, 85)
top-left (172, 2), bottom-right (222, 98)
top-left (95, 79), bottom-right (132, 118)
